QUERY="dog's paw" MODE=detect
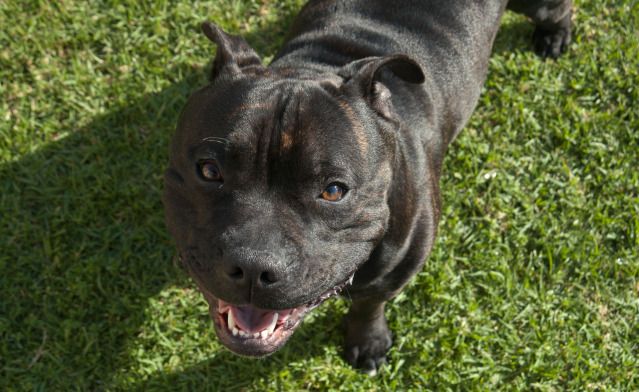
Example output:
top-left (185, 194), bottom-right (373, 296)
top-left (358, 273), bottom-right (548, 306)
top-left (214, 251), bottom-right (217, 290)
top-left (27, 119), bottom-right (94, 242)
top-left (533, 25), bottom-right (571, 59)
top-left (343, 313), bottom-right (392, 376)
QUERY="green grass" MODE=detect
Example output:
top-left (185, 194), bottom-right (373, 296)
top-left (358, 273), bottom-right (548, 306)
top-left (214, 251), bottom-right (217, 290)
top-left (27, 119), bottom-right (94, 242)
top-left (1, 0), bottom-right (637, 390)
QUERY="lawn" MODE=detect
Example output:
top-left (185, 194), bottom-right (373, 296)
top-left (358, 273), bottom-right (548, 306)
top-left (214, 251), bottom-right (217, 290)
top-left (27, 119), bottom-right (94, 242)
top-left (1, 0), bottom-right (637, 390)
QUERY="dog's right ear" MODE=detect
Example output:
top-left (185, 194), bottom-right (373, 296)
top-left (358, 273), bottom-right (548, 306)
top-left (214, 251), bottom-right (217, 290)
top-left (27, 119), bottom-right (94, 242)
top-left (201, 21), bottom-right (263, 80)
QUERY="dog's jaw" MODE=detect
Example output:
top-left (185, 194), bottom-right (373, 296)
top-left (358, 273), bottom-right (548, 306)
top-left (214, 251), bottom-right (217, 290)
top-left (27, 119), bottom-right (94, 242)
top-left (198, 274), bottom-right (355, 356)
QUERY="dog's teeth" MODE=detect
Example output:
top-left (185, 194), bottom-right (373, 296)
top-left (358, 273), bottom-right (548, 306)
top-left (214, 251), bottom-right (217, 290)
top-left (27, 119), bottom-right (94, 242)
top-left (266, 312), bottom-right (278, 335)
top-left (348, 275), bottom-right (354, 285)
top-left (239, 330), bottom-right (247, 337)
top-left (228, 311), bottom-right (235, 331)
top-left (232, 327), bottom-right (239, 336)
top-left (253, 332), bottom-right (260, 338)
top-left (261, 330), bottom-right (269, 339)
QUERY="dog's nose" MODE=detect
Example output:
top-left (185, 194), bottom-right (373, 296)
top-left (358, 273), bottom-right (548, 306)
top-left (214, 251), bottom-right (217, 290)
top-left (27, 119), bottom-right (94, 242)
top-left (223, 260), bottom-right (282, 288)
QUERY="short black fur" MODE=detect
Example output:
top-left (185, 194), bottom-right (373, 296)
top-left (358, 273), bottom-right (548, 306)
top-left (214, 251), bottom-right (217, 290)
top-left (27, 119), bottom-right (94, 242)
top-left (164, 0), bottom-right (573, 374)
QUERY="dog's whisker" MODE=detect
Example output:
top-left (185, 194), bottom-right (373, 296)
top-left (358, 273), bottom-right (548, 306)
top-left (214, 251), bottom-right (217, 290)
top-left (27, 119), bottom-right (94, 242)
top-left (201, 137), bottom-right (230, 144)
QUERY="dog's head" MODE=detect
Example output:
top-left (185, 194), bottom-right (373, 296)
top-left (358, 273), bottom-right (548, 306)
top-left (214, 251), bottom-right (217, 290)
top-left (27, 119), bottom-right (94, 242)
top-left (163, 22), bottom-right (424, 356)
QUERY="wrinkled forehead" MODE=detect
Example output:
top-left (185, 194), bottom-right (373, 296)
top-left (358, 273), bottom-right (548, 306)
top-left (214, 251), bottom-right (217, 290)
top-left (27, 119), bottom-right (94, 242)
top-left (179, 76), bottom-right (372, 176)
top-left (233, 79), bottom-right (368, 159)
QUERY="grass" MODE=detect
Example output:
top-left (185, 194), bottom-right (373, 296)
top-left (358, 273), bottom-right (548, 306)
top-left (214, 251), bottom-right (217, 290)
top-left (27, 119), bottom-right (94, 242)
top-left (0, 0), bottom-right (637, 390)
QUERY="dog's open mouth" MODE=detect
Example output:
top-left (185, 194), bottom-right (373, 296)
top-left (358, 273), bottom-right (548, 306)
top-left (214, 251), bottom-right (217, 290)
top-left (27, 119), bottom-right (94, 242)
top-left (204, 274), bottom-right (354, 356)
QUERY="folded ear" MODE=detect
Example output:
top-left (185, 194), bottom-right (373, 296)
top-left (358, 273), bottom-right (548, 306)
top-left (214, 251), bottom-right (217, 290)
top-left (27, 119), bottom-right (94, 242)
top-left (339, 54), bottom-right (424, 119)
top-left (201, 21), bottom-right (263, 80)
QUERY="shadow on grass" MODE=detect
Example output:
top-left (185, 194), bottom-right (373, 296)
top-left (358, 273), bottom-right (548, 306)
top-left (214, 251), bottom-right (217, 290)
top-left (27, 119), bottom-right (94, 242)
top-left (0, 9), bottom-right (543, 389)
top-left (0, 67), bottom-right (195, 388)
top-left (0, 9), bottom-right (317, 390)
top-left (492, 17), bottom-right (535, 56)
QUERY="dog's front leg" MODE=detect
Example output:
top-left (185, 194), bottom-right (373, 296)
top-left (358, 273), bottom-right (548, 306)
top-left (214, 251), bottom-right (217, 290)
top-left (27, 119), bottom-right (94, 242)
top-left (343, 298), bottom-right (392, 376)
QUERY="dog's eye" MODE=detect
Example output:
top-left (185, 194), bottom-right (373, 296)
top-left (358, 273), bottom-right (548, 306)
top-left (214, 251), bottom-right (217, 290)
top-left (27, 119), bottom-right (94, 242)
top-left (321, 183), bottom-right (347, 202)
top-left (198, 160), bottom-right (223, 182)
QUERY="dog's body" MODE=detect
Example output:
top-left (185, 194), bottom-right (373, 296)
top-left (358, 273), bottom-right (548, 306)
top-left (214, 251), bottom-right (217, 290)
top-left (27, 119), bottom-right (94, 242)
top-left (164, 0), bottom-right (572, 374)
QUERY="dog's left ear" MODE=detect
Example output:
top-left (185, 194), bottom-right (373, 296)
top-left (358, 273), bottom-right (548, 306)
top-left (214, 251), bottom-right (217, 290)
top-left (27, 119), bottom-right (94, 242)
top-left (201, 21), bottom-right (263, 80)
top-left (339, 54), bottom-right (424, 119)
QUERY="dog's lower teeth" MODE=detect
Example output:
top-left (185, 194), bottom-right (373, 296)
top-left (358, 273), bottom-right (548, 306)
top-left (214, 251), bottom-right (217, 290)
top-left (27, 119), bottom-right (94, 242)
top-left (261, 330), bottom-right (269, 339)
top-left (232, 327), bottom-right (238, 336)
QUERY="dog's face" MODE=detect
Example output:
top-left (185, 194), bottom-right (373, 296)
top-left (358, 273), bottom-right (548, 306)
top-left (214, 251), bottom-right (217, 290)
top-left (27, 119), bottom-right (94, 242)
top-left (163, 23), bottom-right (423, 356)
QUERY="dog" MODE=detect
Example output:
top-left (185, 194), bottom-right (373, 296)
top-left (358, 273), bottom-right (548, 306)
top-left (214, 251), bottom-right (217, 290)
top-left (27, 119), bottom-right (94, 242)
top-left (163, 0), bottom-right (572, 375)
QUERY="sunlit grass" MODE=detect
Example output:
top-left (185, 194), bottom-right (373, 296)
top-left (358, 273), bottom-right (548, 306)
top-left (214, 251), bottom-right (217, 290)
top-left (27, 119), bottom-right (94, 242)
top-left (1, 0), bottom-right (637, 390)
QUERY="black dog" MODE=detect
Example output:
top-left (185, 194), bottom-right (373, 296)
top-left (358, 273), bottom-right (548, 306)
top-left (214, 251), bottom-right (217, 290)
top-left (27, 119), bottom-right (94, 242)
top-left (163, 0), bottom-right (572, 374)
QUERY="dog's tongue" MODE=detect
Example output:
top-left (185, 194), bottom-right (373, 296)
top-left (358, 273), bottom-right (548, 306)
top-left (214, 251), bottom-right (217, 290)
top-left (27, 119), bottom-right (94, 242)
top-left (230, 305), bottom-right (277, 334)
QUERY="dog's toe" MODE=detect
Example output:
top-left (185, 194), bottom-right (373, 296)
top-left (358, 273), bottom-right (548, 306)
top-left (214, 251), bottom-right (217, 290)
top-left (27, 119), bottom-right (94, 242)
top-left (533, 26), bottom-right (571, 59)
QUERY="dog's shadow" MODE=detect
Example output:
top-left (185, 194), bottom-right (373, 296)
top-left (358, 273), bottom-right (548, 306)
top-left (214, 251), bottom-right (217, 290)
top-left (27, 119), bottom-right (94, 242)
top-left (0, 9), bottom-right (341, 390)
top-left (493, 15), bottom-right (537, 57)
top-left (1, 8), bottom-right (540, 389)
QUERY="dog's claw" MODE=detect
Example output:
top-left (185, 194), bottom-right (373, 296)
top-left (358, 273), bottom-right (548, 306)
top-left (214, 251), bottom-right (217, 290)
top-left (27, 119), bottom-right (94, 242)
top-left (362, 359), bottom-right (378, 376)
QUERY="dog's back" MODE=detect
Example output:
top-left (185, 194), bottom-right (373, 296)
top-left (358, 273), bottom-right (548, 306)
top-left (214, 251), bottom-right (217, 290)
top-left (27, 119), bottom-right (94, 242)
top-left (273, 0), bottom-right (571, 146)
